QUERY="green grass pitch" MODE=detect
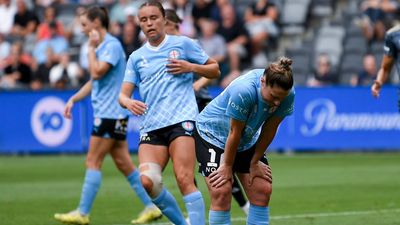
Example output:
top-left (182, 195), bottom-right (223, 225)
top-left (0, 152), bottom-right (399, 225)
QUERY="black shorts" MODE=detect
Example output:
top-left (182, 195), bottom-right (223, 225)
top-left (91, 117), bottom-right (128, 141)
top-left (194, 129), bottom-right (269, 177)
top-left (139, 121), bottom-right (195, 146)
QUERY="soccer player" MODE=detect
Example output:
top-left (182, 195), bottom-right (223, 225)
top-left (54, 6), bottom-right (161, 225)
top-left (165, 8), bottom-right (251, 215)
top-left (371, 24), bottom-right (400, 100)
top-left (194, 57), bottom-right (295, 224)
top-left (118, 1), bottom-right (220, 225)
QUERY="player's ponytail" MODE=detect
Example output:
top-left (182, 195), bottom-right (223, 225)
top-left (263, 56), bottom-right (294, 90)
top-left (86, 6), bottom-right (110, 30)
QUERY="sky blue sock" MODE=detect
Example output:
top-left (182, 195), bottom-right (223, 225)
top-left (183, 191), bottom-right (205, 225)
top-left (153, 188), bottom-right (187, 225)
top-left (247, 204), bottom-right (269, 225)
top-left (209, 210), bottom-right (230, 225)
top-left (78, 169), bottom-right (102, 215)
top-left (126, 170), bottom-right (153, 207)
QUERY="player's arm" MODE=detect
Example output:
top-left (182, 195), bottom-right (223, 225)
top-left (193, 77), bottom-right (213, 92)
top-left (167, 57), bottom-right (220, 79)
top-left (64, 80), bottom-right (92, 118)
top-left (209, 118), bottom-right (245, 188)
top-left (249, 116), bottom-right (283, 184)
top-left (371, 55), bottom-right (394, 98)
top-left (119, 82), bottom-right (147, 116)
top-left (190, 57), bottom-right (220, 79)
top-left (87, 46), bottom-right (111, 80)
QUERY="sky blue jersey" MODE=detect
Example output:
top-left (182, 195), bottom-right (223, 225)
top-left (124, 35), bottom-right (209, 133)
top-left (196, 69), bottom-right (295, 152)
top-left (91, 33), bottom-right (129, 119)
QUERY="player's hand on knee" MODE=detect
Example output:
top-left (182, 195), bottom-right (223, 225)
top-left (209, 164), bottom-right (233, 188)
top-left (249, 162), bottom-right (272, 186)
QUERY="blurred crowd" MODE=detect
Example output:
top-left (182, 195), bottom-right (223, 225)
top-left (0, 0), bottom-right (399, 91)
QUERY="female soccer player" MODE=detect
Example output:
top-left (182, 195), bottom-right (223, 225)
top-left (54, 6), bottom-right (161, 225)
top-left (119, 1), bottom-right (220, 225)
top-left (165, 8), bottom-right (251, 215)
top-left (194, 57), bottom-right (295, 224)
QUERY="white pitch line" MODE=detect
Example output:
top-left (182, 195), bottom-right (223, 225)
top-left (110, 208), bottom-right (400, 225)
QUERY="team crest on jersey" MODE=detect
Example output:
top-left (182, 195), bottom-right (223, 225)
top-left (181, 121), bottom-right (194, 132)
top-left (169, 50), bottom-right (180, 59)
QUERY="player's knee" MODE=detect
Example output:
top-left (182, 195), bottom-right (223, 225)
top-left (175, 170), bottom-right (194, 191)
top-left (211, 184), bottom-right (232, 204)
top-left (139, 163), bottom-right (163, 198)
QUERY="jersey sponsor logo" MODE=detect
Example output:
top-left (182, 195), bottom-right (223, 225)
top-left (168, 50), bottom-right (180, 59)
top-left (31, 97), bottom-right (72, 147)
top-left (182, 121), bottom-right (194, 132)
top-left (229, 100), bottom-right (248, 115)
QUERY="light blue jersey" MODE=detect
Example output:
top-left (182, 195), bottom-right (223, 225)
top-left (91, 33), bottom-right (128, 119)
top-left (196, 69), bottom-right (295, 152)
top-left (124, 35), bottom-right (209, 133)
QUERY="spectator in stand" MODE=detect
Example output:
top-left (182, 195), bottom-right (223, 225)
top-left (217, 3), bottom-right (250, 88)
top-left (307, 53), bottom-right (339, 87)
top-left (30, 46), bottom-right (55, 90)
top-left (356, 0), bottom-right (397, 42)
top-left (36, 6), bottom-right (64, 41)
top-left (12, 0), bottom-right (39, 37)
top-left (49, 52), bottom-right (83, 89)
top-left (0, 41), bottom-right (32, 89)
top-left (197, 18), bottom-right (226, 74)
top-left (191, 0), bottom-right (217, 32)
top-left (351, 54), bottom-right (378, 86)
top-left (244, 0), bottom-right (279, 67)
top-left (0, 33), bottom-right (11, 71)
top-left (110, 0), bottom-right (143, 25)
top-left (0, 0), bottom-right (16, 35)
top-left (167, 0), bottom-right (196, 38)
top-left (33, 21), bottom-right (68, 65)
top-left (119, 21), bottom-right (141, 58)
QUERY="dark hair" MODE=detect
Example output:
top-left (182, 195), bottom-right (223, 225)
top-left (86, 6), bottom-right (109, 29)
top-left (165, 9), bottom-right (182, 24)
top-left (263, 56), bottom-right (294, 90)
top-left (139, 0), bottom-right (165, 18)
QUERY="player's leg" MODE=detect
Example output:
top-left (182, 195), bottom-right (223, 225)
top-left (194, 129), bottom-right (231, 225)
top-left (109, 140), bottom-right (161, 224)
top-left (139, 141), bottom-right (187, 225)
top-left (169, 135), bottom-right (206, 225)
top-left (54, 135), bottom-right (113, 224)
top-left (237, 170), bottom-right (271, 225)
top-left (231, 175), bottom-right (250, 215)
top-left (235, 148), bottom-right (272, 225)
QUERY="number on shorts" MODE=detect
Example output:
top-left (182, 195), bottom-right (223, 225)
top-left (207, 148), bottom-right (218, 167)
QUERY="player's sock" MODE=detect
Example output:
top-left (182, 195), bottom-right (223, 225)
top-left (209, 210), bottom-right (230, 225)
top-left (241, 201), bottom-right (250, 215)
top-left (247, 204), bottom-right (269, 225)
top-left (231, 177), bottom-right (247, 207)
top-left (152, 187), bottom-right (186, 225)
top-left (183, 190), bottom-right (205, 225)
top-left (126, 170), bottom-right (153, 207)
top-left (78, 169), bottom-right (102, 215)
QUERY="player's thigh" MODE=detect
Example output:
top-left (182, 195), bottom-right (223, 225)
top-left (236, 172), bottom-right (272, 206)
top-left (138, 143), bottom-right (169, 169)
top-left (169, 135), bottom-right (196, 171)
top-left (87, 136), bottom-right (115, 165)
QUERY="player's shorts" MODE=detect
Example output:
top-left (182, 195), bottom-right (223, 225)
top-left (91, 117), bottom-right (128, 141)
top-left (139, 121), bottom-right (195, 146)
top-left (194, 128), bottom-right (269, 177)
